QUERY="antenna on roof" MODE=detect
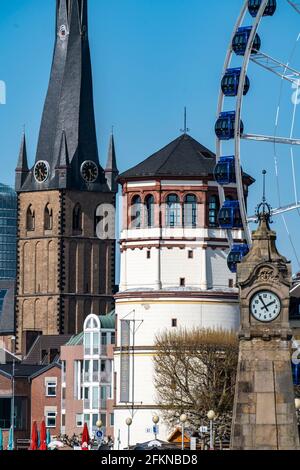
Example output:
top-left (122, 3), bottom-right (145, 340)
top-left (180, 107), bottom-right (190, 135)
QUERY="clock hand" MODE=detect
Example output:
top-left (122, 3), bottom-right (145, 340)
top-left (261, 300), bottom-right (276, 311)
top-left (259, 295), bottom-right (269, 312)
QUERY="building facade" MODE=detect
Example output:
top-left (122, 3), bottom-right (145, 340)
top-left (60, 312), bottom-right (115, 439)
top-left (114, 133), bottom-right (253, 448)
top-left (15, 0), bottom-right (118, 354)
top-left (0, 184), bottom-right (17, 345)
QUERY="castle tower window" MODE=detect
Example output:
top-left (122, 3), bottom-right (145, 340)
top-left (147, 250), bottom-right (151, 259)
top-left (188, 250), bottom-right (194, 259)
top-left (26, 205), bottom-right (35, 231)
top-left (180, 278), bottom-right (186, 287)
top-left (145, 195), bottom-right (154, 228)
top-left (131, 195), bottom-right (142, 229)
top-left (172, 319), bottom-right (177, 328)
top-left (184, 194), bottom-right (197, 227)
top-left (73, 204), bottom-right (82, 233)
top-left (166, 194), bottom-right (180, 228)
top-left (44, 204), bottom-right (53, 231)
top-left (208, 195), bottom-right (219, 227)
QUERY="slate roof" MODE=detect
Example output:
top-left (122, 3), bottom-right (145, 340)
top-left (23, 335), bottom-right (72, 365)
top-left (0, 364), bottom-right (46, 379)
top-left (119, 133), bottom-right (254, 184)
top-left (0, 280), bottom-right (15, 335)
top-left (119, 134), bottom-right (216, 180)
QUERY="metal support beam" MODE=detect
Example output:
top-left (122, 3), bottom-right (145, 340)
top-left (242, 133), bottom-right (300, 145)
top-left (250, 50), bottom-right (300, 85)
top-left (287, 0), bottom-right (300, 14)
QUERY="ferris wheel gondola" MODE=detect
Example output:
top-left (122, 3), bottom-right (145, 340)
top-left (215, 0), bottom-right (300, 273)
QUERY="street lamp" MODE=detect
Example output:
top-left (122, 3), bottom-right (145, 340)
top-left (10, 336), bottom-right (16, 451)
top-left (179, 414), bottom-right (187, 451)
top-left (126, 417), bottom-right (132, 450)
top-left (207, 410), bottom-right (216, 451)
top-left (152, 415), bottom-right (159, 440)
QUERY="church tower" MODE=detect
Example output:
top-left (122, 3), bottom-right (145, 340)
top-left (15, 0), bottom-right (118, 354)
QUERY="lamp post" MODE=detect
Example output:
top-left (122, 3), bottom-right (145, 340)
top-left (179, 414), bottom-right (187, 451)
top-left (207, 410), bottom-right (216, 451)
top-left (10, 336), bottom-right (16, 451)
top-left (126, 417), bottom-right (132, 450)
top-left (152, 415), bottom-right (159, 440)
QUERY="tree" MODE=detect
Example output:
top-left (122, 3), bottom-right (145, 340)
top-left (153, 328), bottom-right (238, 443)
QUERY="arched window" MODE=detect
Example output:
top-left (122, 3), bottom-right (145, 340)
top-left (26, 205), bottom-right (35, 231)
top-left (208, 195), bottom-right (219, 227)
top-left (131, 195), bottom-right (142, 229)
top-left (166, 194), bottom-right (180, 228)
top-left (184, 194), bottom-right (197, 228)
top-left (145, 195), bottom-right (155, 228)
top-left (73, 204), bottom-right (82, 233)
top-left (44, 204), bottom-right (53, 231)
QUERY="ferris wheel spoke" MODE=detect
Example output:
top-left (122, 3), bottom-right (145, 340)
top-left (287, 0), bottom-right (300, 14)
top-left (241, 133), bottom-right (300, 145)
top-left (250, 50), bottom-right (300, 85)
top-left (247, 202), bottom-right (300, 222)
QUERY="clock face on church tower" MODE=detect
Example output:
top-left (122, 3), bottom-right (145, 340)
top-left (250, 291), bottom-right (281, 323)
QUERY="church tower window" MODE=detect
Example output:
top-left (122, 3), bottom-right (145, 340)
top-left (44, 204), bottom-right (53, 231)
top-left (26, 205), bottom-right (35, 231)
top-left (73, 204), bottom-right (82, 233)
top-left (166, 194), bottom-right (180, 228)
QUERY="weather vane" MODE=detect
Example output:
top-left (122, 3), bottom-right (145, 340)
top-left (180, 107), bottom-right (190, 134)
top-left (255, 170), bottom-right (273, 223)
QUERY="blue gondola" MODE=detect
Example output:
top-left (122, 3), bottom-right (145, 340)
top-left (218, 200), bottom-right (243, 229)
top-left (214, 156), bottom-right (236, 185)
top-left (215, 111), bottom-right (244, 140)
top-left (232, 27), bottom-right (261, 56)
top-left (292, 362), bottom-right (300, 386)
top-left (248, 0), bottom-right (277, 17)
top-left (227, 244), bottom-right (249, 273)
top-left (221, 68), bottom-right (250, 97)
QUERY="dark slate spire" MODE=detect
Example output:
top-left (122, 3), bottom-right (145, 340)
top-left (15, 132), bottom-right (29, 191)
top-left (105, 132), bottom-right (119, 192)
top-left (56, 130), bottom-right (70, 188)
top-left (20, 0), bottom-right (108, 192)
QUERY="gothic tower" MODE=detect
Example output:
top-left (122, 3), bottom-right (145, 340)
top-left (15, 0), bottom-right (118, 354)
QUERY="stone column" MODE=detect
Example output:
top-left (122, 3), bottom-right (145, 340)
top-left (231, 338), bottom-right (300, 450)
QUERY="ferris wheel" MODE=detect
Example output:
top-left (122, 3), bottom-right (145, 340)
top-left (215, 0), bottom-right (300, 274)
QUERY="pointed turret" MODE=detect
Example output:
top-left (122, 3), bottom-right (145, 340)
top-left (15, 132), bottom-right (29, 191)
top-left (105, 132), bottom-right (119, 193)
top-left (56, 130), bottom-right (70, 188)
top-left (20, 0), bottom-right (106, 192)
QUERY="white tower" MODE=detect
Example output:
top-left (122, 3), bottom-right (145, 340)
top-left (114, 133), bottom-right (253, 448)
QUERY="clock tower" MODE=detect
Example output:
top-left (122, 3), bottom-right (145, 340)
top-left (15, 0), bottom-right (118, 354)
top-left (231, 194), bottom-right (299, 450)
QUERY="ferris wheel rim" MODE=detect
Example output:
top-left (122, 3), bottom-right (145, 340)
top-left (216, 0), bottom-right (300, 257)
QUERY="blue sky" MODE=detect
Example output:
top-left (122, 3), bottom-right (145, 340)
top-left (0, 0), bottom-right (300, 271)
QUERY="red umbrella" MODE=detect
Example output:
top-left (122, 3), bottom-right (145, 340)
top-left (39, 421), bottom-right (47, 451)
top-left (81, 423), bottom-right (90, 450)
top-left (30, 421), bottom-right (38, 451)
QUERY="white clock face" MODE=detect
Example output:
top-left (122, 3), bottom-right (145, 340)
top-left (250, 291), bottom-right (281, 323)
